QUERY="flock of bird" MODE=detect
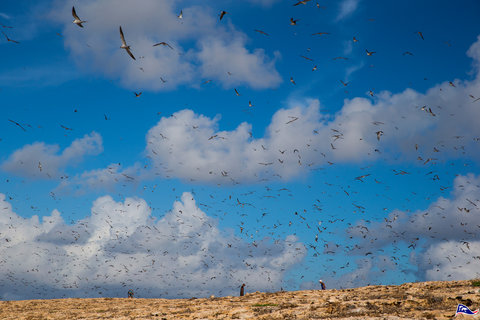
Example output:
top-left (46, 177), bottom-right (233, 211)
top-left (1, 0), bottom-right (479, 300)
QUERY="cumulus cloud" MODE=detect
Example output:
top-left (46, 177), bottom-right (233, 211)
top-left (0, 192), bottom-right (306, 300)
top-left (49, 0), bottom-right (281, 91)
top-left (1, 132), bottom-right (102, 179)
top-left (345, 173), bottom-right (480, 285)
top-left (141, 35), bottom-right (480, 184)
top-left (43, 35), bottom-right (480, 191)
top-left (197, 37), bottom-right (281, 89)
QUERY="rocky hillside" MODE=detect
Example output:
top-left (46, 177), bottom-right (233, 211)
top-left (1, 280), bottom-right (479, 319)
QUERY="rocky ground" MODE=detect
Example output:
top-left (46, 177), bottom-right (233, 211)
top-left (1, 280), bottom-right (480, 319)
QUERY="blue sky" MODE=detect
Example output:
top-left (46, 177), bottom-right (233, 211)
top-left (1, 0), bottom-right (480, 300)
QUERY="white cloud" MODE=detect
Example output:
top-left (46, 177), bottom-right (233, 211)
top-left (420, 241), bottom-right (480, 281)
top-left (0, 192), bottom-right (306, 299)
top-left (1, 132), bottom-right (103, 179)
top-left (41, 35), bottom-right (480, 191)
top-left (197, 36), bottom-right (281, 89)
top-left (141, 35), bottom-right (480, 184)
top-left (337, 0), bottom-right (360, 21)
top-left (49, 0), bottom-right (281, 91)
top-left (345, 173), bottom-right (480, 285)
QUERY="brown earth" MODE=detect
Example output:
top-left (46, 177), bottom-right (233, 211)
top-left (1, 280), bottom-right (480, 319)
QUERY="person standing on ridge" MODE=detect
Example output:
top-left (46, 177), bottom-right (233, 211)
top-left (240, 283), bottom-right (246, 296)
top-left (319, 280), bottom-right (326, 290)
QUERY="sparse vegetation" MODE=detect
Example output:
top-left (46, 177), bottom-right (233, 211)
top-left (0, 280), bottom-right (476, 319)
top-left (471, 279), bottom-right (480, 287)
top-left (252, 303), bottom-right (278, 307)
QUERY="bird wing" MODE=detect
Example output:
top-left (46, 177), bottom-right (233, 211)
top-left (126, 47), bottom-right (136, 60)
top-left (72, 6), bottom-right (80, 20)
top-left (119, 26), bottom-right (127, 46)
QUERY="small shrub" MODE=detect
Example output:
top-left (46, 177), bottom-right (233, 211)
top-left (471, 279), bottom-right (480, 287)
top-left (252, 303), bottom-right (278, 307)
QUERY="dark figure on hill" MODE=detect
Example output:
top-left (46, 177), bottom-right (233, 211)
top-left (240, 283), bottom-right (246, 296)
top-left (128, 289), bottom-right (134, 298)
top-left (319, 280), bottom-right (326, 290)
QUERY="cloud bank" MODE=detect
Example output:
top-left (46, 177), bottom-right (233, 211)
top-left (345, 173), bottom-right (480, 287)
top-left (9, 37), bottom-right (480, 190)
top-left (50, 0), bottom-right (281, 91)
top-left (0, 192), bottom-right (305, 300)
top-left (144, 41), bottom-right (480, 183)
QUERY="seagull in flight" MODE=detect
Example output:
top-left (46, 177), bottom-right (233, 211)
top-left (153, 41), bottom-right (173, 49)
top-left (219, 11), bottom-right (229, 20)
top-left (8, 119), bottom-right (26, 131)
top-left (72, 7), bottom-right (86, 28)
top-left (293, 0), bottom-right (311, 5)
top-left (254, 29), bottom-right (269, 36)
top-left (177, 10), bottom-right (183, 19)
top-left (119, 26), bottom-right (135, 60)
top-left (1, 31), bottom-right (19, 44)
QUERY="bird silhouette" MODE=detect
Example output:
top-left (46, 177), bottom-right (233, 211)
top-left (119, 26), bottom-right (135, 60)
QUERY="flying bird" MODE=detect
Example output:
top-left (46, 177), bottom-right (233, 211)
top-left (340, 80), bottom-right (349, 86)
top-left (60, 124), bottom-right (73, 131)
top-left (293, 0), bottom-right (311, 5)
top-left (416, 31), bottom-right (424, 40)
top-left (8, 119), bottom-right (26, 131)
top-left (177, 10), bottom-right (183, 19)
top-left (119, 26), bottom-right (135, 60)
top-left (365, 49), bottom-right (376, 56)
top-left (290, 18), bottom-right (299, 25)
top-left (254, 29), bottom-right (269, 36)
top-left (290, 77), bottom-right (296, 85)
top-left (72, 6), bottom-right (86, 28)
top-left (1, 31), bottom-right (19, 44)
top-left (134, 92), bottom-right (142, 97)
top-left (286, 116), bottom-right (299, 124)
top-left (300, 55), bottom-right (313, 61)
top-left (219, 11), bottom-right (228, 20)
top-left (153, 41), bottom-right (173, 49)
top-left (376, 131), bottom-right (384, 141)
top-left (234, 88), bottom-right (240, 96)
top-left (312, 32), bottom-right (330, 36)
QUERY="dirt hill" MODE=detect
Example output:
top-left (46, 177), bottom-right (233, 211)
top-left (1, 280), bottom-right (480, 319)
